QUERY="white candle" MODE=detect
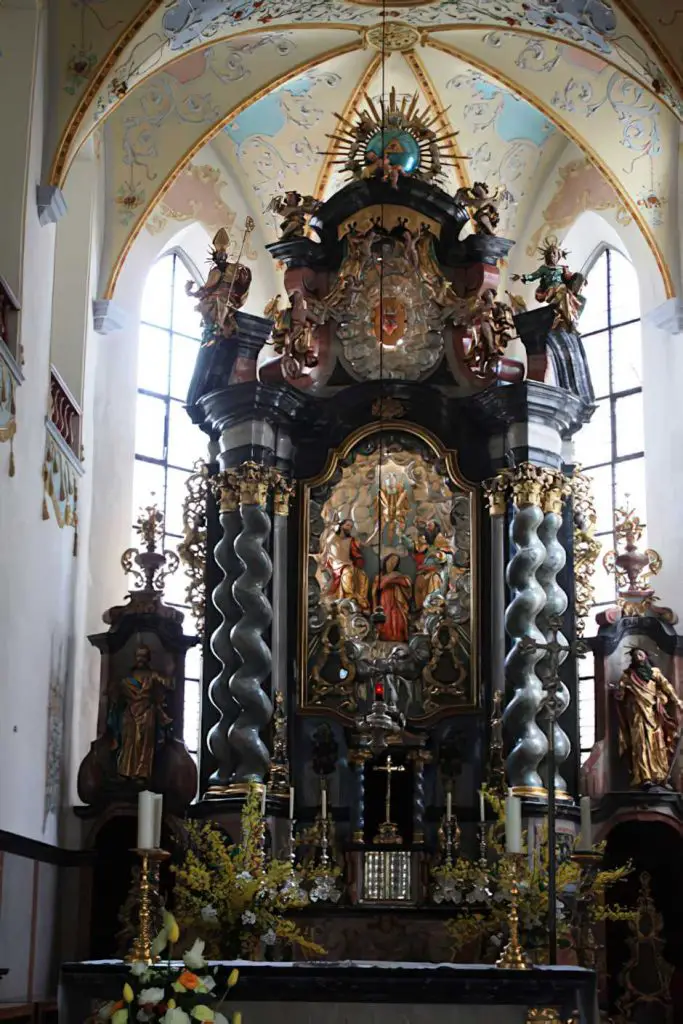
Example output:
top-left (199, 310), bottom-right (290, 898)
top-left (446, 791), bottom-right (452, 822)
top-left (261, 786), bottom-right (267, 817)
top-left (289, 786), bottom-right (295, 821)
top-left (152, 793), bottom-right (163, 848)
top-left (137, 791), bottom-right (155, 850)
top-left (321, 786), bottom-right (327, 820)
top-left (578, 796), bottom-right (592, 850)
top-left (479, 790), bottom-right (485, 824)
top-left (505, 788), bottom-right (522, 855)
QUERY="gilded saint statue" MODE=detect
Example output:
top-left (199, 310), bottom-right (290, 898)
top-left (186, 227), bottom-right (252, 346)
top-left (107, 645), bottom-right (174, 782)
top-left (411, 520), bottom-right (454, 611)
top-left (613, 648), bottom-right (683, 788)
top-left (322, 519), bottom-right (370, 611)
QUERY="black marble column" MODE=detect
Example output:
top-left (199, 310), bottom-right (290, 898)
top-left (536, 473), bottom-right (571, 797)
top-left (502, 465), bottom-right (549, 797)
top-left (228, 463), bottom-right (274, 784)
top-left (205, 473), bottom-right (242, 795)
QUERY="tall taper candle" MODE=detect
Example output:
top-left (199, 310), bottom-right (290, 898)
top-left (505, 788), bottom-right (522, 854)
top-left (261, 786), bottom-right (267, 817)
top-left (578, 796), bottom-right (592, 850)
top-left (479, 789), bottom-right (485, 824)
top-left (137, 791), bottom-right (155, 850)
top-left (446, 791), bottom-right (452, 822)
top-left (289, 786), bottom-right (295, 821)
top-left (152, 794), bottom-right (163, 848)
top-left (321, 785), bottom-right (327, 820)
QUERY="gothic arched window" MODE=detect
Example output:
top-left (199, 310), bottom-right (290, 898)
top-left (573, 247), bottom-right (644, 760)
top-left (133, 249), bottom-right (205, 763)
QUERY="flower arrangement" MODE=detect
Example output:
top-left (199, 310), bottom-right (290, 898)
top-left (441, 788), bottom-right (634, 964)
top-left (172, 785), bottom-right (325, 960)
top-left (98, 912), bottom-right (240, 1024)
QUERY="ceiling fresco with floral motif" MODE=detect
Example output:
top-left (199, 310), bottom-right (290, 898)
top-left (49, 2), bottom-right (682, 299)
top-left (48, 0), bottom-right (683, 191)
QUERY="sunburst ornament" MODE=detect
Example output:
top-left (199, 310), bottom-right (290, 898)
top-left (323, 87), bottom-right (464, 186)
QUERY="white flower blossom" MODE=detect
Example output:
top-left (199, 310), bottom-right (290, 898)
top-left (138, 988), bottom-right (165, 1006)
top-left (162, 1010), bottom-right (191, 1024)
top-left (261, 929), bottom-right (277, 946)
top-left (200, 905), bottom-right (218, 923)
top-left (237, 871), bottom-right (253, 881)
top-left (241, 910), bottom-right (256, 925)
top-left (183, 938), bottom-right (207, 971)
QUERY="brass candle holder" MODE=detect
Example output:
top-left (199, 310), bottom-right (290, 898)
top-left (496, 854), bottom-right (531, 970)
top-left (126, 848), bottom-right (170, 965)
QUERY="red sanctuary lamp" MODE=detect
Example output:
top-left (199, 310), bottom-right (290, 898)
top-left (374, 680), bottom-right (385, 703)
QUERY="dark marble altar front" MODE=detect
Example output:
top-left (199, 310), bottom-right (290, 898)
top-left (59, 961), bottom-right (597, 1024)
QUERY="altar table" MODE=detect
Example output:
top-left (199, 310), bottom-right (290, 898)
top-left (59, 960), bottom-right (597, 1024)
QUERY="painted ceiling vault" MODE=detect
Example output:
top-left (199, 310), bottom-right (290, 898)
top-left (48, 1), bottom-right (683, 300)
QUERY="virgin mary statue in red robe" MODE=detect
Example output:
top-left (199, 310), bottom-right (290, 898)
top-left (372, 554), bottom-right (413, 643)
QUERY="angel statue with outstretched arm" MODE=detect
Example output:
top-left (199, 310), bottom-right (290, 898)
top-left (267, 192), bottom-right (321, 239)
top-left (511, 235), bottom-right (586, 330)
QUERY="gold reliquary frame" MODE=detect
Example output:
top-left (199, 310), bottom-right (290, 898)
top-left (298, 420), bottom-right (480, 723)
top-left (337, 206), bottom-right (442, 240)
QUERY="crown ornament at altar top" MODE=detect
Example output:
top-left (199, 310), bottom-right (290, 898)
top-left (603, 501), bottom-right (664, 617)
top-left (121, 503), bottom-right (180, 596)
top-left (323, 87), bottom-right (463, 187)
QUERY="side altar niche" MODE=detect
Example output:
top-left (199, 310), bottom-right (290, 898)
top-left (179, 89), bottom-right (599, 967)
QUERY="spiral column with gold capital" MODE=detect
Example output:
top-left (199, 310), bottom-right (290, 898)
top-left (226, 461), bottom-right (282, 785)
top-left (484, 475), bottom-right (508, 710)
top-left (536, 471), bottom-right (572, 797)
top-left (206, 469), bottom-right (242, 794)
top-left (502, 464), bottom-right (549, 797)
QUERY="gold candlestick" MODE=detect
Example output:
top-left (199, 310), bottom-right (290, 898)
top-left (496, 855), bottom-right (531, 970)
top-left (126, 848), bottom-right (169, 965)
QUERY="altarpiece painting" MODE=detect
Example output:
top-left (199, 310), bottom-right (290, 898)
top-left (299, 424), bottom-right (478, 722)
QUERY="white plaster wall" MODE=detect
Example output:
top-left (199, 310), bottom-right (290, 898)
top-left (0, 8), bottom-right (76, 843)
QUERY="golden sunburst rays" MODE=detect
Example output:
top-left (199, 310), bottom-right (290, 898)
top-left (321, 86), bottom-right (468, 184)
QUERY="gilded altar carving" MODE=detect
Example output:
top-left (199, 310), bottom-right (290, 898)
top-left (571, 467), bottom-right (601, 638)
top-left (612, 648), bottom-right (683, 789)
top-left (300, 424), bottom-right (477, 721)
top-left (178, 460), bottom-right (210, 639)
top-left (264, 292), bottom-right (321, 381)
top-left (211, 463), bottom-right (294, 513)
top-left (454, 182), bottom-right (504, 237)
top-left (321, 220), bottom-right (462, 381)
top-left (465, 288), bottom-right (519, 377)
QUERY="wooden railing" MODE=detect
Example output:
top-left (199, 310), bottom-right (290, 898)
top-left (49, 366), bottom-right (81, 458)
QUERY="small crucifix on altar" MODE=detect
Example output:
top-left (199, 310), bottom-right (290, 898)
top-left (373, 753), bottom-right (405, 846)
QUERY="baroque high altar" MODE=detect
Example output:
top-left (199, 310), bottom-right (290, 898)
top-left (175, 92), bottom-right (598, 955)
top-left (77, 94), bottom-right (608, 975)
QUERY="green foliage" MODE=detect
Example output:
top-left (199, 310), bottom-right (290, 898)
top-left (173, 785), bottom-right (325, 960)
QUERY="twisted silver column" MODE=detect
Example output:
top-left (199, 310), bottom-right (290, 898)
top-left (228, 468), bottom-right (274, 783)
top-left (503, 468), bottom-right (548, 795)
top-left (207, 482), bottom-right (242, 791)
top-left (536, 480), bottom-right (571, 795)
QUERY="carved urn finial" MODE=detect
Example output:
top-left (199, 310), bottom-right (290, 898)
top-left (122, 503), bottom-right (180, 596)
top-left (603, 501), bottom-right (664, 617)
